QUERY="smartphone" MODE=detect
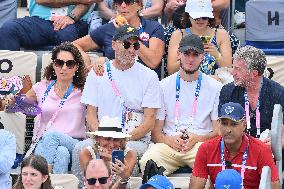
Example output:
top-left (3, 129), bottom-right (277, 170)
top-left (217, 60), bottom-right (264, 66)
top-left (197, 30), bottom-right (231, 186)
top-left (112, 150), bottom-right (124, 164)
top-left (200, 36), bottom-right (211, 44)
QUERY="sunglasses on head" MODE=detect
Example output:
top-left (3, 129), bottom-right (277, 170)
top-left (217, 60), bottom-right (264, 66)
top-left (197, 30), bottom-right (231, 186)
top-left (114, 0), bottom-right (137, 5)
top-left (87, 177), bottom-right (109, 185)
top-left (53, 59), bottom-right (77, 69)
top-left (194, 17), bottom-right (209, 21)
top-left (122, 41), bottom-right (140, 50)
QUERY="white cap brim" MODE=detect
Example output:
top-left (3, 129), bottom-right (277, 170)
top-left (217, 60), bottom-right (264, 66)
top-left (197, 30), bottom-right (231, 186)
top-left (187, 11), bottom-right (214, 19)
top-left (87, 131), bottom-right (132, 139)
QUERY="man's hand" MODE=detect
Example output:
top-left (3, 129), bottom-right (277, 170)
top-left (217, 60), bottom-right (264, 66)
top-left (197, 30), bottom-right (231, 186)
top-left (262, 137), bottom-right (272, 149)
top-left (51, 16), bottom-right (75, 31)
top-left (165, 134), bottom-right (184, 152)
top-left (180, 132), bottom-right (198, 153)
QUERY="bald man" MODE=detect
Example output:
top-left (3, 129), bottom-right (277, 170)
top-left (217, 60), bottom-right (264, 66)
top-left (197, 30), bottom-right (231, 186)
top-left (84, 159), bottom-right (112, 189)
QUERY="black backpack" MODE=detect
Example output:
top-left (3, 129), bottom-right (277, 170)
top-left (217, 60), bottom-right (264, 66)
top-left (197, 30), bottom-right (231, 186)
top-left (142, 159), bottom-right (166, 184)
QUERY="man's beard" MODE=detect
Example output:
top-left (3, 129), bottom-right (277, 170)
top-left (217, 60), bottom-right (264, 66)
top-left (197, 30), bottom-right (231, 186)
top-left (116, 51), bottom-right (137, 65)
top-left (180, 61), bottom-right (200, 74)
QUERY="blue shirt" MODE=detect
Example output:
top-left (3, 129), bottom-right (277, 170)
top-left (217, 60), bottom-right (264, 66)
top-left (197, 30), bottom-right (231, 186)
top-left (90, 17), bottom-right (165, 78)
top-left (29, 0), bottom-right (91, 21)
top-left (219, 78), bottom-right (284, 137)
top-left (0, 129), bottom-right (16, 189)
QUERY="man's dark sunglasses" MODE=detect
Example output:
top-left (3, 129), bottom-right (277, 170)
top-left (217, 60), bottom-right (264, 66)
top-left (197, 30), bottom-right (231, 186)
top-left (87, 177), bottom-right (109, 185)
top-left (123, 41), bottom-right (140, 50)
top-left (194, 17), bottom-right (209, 21)
top-left (114, 0), bottom-right (138, 5)
top-left (53, 59), bottom-right (77, 69)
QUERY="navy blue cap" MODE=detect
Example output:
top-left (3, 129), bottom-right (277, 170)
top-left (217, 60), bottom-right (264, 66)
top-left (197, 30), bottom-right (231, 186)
top-left (140, 175), bottom-right (173, 189)
top-left (219, 102), bottom-right (245, 122)
top-left (215, 169), bottom-right (242, 189)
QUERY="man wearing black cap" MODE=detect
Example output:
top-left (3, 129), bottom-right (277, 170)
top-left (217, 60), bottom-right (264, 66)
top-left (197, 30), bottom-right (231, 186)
top-left (140, 34), bottom-right (222, 175)
top-left (190, 102), bottom-right (280, 189)
top-left (73, 24), bottom-right (161, 187)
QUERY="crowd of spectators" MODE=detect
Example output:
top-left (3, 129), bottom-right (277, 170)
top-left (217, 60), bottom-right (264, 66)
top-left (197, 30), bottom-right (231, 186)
top-left (0, 0), bottom-right (284, 188)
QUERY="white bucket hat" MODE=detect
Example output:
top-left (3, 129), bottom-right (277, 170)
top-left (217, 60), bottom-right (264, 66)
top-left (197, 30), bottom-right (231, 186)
top-left (87, 116), bottom-right (131, 139)
top-left (185, 0), bottom-right (214, 19)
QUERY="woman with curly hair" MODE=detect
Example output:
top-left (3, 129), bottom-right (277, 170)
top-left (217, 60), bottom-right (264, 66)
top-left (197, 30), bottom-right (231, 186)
top-left (13, 155), bottom-right (53, 189)
top-left (22, 42), bottom-right (88, 174)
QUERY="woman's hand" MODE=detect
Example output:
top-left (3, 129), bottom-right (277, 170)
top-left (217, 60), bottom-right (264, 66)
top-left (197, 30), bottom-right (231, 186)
top-left (98, 146), bottom-right (112, 161)
top-left (204, 43), bottom-right (220, 60)
top-left (111, 159), bottom-right (129, 180)
top-left (113, 15), bottom-right (128, 29)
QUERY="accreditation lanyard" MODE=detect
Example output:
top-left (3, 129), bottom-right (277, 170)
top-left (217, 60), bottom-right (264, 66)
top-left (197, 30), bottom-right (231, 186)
top-left (220, 138), bottom-right (249, 187)
top-left (174, 72), bottom-right (202, 132)
top-left (106, 61), bottom-right (125, 128)
top-left (33, 80), bottom-right (73, 142)
top-left (243, 79), bottom-right (263, 137)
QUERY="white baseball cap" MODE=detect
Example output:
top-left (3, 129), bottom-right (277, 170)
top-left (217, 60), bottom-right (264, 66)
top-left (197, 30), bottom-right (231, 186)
top-left (185, 0), bottom-right (214, 19)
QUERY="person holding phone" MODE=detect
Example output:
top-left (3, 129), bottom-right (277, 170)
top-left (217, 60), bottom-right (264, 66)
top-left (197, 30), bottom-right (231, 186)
top-left (79, 116), bottom-right (137, 188)
top-left (167, 0), bottom-right (232, 75)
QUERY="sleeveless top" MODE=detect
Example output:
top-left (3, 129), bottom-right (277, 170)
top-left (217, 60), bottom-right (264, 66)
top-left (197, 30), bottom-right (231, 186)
top-left (180, 28), bottom-right (220, 75)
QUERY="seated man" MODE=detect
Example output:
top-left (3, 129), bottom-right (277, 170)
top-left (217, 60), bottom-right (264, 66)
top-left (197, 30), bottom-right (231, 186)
top-left (0, 124), bottom-right (16, 189)
top-left (219, 46), bottom-right (284, 146)
top-left (84, 159), bottom-right (112, 189)
top-left (72, 25), bottom-right (161, 187)
top-left (190, 102), bottom-right (280, 189)
top-left (0, 0), bottom-right (101, 50)
top-left (140, 34), bottom-right (222, 175)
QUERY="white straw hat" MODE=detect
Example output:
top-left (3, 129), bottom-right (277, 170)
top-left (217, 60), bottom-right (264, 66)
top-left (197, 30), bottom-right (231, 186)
top-left (87, 116), bottom-right (131, 139)
top-left (185, 0), bottom-right (214, 19)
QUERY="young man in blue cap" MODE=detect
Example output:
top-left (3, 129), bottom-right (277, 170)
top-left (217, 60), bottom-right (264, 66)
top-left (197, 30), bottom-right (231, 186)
top-left (190, 102), bottom-right (280, 189)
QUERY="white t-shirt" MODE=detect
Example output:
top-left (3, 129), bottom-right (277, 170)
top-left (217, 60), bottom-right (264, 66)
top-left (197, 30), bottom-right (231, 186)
top-left (81, 60), bottom-right (161, 141)
top-left (157, 72), bottom-right (222, 136)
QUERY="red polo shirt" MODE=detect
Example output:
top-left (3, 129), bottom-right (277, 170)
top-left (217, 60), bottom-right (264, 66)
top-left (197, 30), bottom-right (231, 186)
top-left (192, 134), bottom-right (279, 189)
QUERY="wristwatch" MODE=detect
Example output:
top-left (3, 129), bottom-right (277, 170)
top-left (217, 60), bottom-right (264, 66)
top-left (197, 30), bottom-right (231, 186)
top-left (67, 12), bottom-right (78, 22)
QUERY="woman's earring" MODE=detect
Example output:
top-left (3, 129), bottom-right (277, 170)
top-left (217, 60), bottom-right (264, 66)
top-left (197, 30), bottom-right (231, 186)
top-left (52, 70), bottom-right (56, 77)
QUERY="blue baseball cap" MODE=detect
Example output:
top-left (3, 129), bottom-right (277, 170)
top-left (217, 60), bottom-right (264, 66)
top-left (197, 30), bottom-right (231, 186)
top-left (140, 175), bottom-right (174, 189)
top-left (215, 169), bottom-right (242, 189)
top-left (219, 102), bottom-right (245, 122)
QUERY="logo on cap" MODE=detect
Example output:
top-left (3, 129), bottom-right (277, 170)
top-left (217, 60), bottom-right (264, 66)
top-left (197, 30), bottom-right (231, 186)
top-left (127, 26), bottom-right (134, 33)
top-left (225, 106), bottom-right (234, 115)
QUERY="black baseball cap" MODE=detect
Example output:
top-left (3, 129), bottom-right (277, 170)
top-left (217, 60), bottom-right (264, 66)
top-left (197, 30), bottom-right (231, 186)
top-left (179, 34), bottom-right (204, 54)
top-left (113, 24), bottom-right (140, 41)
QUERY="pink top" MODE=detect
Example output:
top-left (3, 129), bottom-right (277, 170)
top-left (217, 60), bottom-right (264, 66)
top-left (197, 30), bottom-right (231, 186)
top-left (33, 80), bottom-right (86, 139)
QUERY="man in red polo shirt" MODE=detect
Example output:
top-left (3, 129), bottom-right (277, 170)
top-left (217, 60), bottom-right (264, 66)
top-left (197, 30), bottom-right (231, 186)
top-left (190, 102), bottom-right (280, 189)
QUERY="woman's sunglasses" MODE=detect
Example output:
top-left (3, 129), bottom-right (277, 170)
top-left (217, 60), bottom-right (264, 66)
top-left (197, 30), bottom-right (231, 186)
top-left (53, 59), bottom-right (77, 69)
top-left (114, 0), bottom-right (138, 5)
top-left (87, 177), bottom-right (109, 185)
top-left (194, 17), bottom-right (209, 21)
top-left (122, 41), bottom-right (140, 50)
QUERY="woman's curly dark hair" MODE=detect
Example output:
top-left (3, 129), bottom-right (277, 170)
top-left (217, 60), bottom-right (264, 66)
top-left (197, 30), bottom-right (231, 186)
top-left (43, 42), bottom-right (87, 91)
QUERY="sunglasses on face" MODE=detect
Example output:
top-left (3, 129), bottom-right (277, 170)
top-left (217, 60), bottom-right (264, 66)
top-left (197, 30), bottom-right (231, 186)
top-left (53, 59), bottom-right (77, 69)
top-left (87, 177), bottom-right (109, 185)
top-left (194, 17), bottom-right (209, 21)
top-left (114, 0), bottom-right (137, 5)
top-left (122, 41), bottom-right (140, 50)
